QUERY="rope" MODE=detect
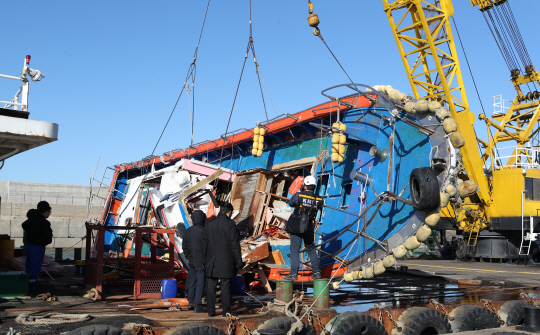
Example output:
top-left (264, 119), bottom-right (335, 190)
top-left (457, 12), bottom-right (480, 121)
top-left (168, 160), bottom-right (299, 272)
top-left (16, 313), bottom-right (90, 325)
top-left (287, 238), bottom-right (358, 335)
top-left (15, 308), bottom-right (271, 326)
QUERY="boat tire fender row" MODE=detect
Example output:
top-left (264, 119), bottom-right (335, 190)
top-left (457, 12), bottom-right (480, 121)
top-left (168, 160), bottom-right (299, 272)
top-left (65, 325), bottom-right (131, 335)
top-left (393, 307), bottom-right (451, 335)
top-left (410, 167), bottom-right (440, 211)
top-left (498, 300), bottom-right (535, 327)
top-left (449, 304), bottom-right (500, 333)
top-left (164, 322), bottom-right (226, 335)
top-left (324, 311), bottom-right (386, 335)
top-left (257, 317), bottom-right (316, 335)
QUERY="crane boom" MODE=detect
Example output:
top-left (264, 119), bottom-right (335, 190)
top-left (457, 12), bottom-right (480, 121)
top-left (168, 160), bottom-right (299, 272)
top-left (382, 0), bottom-right (490, 221)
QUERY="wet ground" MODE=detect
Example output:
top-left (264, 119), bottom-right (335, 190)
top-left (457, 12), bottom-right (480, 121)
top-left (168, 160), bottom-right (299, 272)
top-left (2, 258), bottom-right (540, 334)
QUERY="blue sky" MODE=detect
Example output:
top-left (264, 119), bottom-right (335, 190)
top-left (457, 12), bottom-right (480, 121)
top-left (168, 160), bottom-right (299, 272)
top-left (1, 1), bottom-right (539, 185)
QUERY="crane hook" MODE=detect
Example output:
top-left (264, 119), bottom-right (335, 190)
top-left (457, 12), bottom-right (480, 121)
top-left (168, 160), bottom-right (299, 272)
top-left (307, 1), bottom-right (320, 36)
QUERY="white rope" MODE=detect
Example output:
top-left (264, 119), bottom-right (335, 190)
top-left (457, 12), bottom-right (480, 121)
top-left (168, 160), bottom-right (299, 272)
top-left (15, 313), bottom-right (90, 325)
top-left (287, 238), bottom-right (358, 335)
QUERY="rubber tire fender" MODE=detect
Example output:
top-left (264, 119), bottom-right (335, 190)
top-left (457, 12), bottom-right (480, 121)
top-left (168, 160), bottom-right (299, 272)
top-left (257, 316), bottom-right (316, 335)
top-left (324, 311), bottom-right (386, 335)
top-left (65, 325), bottom-right (131, 335)
top-left (394, 307), bottom-right (451, 335)
top-left (164, 322), bottom-right (226, 335)
top-left (449, 304), bottom-right (500, 332)
top-left (498, 300), bottom-right (535, 327)
top-left (410, 167), bottom-right (440, 211)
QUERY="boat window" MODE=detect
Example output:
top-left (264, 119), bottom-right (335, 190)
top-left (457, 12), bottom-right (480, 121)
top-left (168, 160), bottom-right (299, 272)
top-left (525, 177), bottom-right (540, 201)
top-left (316, 174), bottom-right (330, 196)
top-left (341, 182), bottom-right (352, 208)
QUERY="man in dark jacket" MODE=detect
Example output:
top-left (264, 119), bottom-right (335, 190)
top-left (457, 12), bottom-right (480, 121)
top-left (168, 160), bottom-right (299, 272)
top-left (202, 202), bottom-right (243, 317)
top-left (182, 210), bottom-right (207, 312)
top-left (284, 175), bottom-right (323, 281)
top-left (22, 203), bottom-right (53, 291)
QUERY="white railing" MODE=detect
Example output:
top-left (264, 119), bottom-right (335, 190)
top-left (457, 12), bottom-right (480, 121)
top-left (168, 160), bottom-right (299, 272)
top-left (0, 73), bottom-right (29, 111)
top-left (492, 145), bottom-right (540, 170)
top-left (1, 55), bottom-right (45, 112)
top-left (493, 94), bottom-right (511, 116)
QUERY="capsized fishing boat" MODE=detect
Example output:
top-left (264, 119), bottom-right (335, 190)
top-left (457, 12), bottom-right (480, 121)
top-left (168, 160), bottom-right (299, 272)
top-left (94, 82), bottom-right (455, 286)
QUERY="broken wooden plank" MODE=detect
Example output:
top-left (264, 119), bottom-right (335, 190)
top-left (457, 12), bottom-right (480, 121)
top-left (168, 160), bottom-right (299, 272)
top-left (257, 265), bottom-right (273, 293)
top-left (181, 169), bottom-right (224, 199)
top-left (255, 190), bottom-right (290, 201)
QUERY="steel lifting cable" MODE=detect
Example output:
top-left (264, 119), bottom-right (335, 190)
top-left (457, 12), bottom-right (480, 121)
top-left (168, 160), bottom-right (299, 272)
top-left (493, 5), bottom-right (526, 69)
top-left (451, 17), bottom-right (486, 116)
top-left (504, 2), bottom-right (532, 66)
top-left (116, 0), bottom-right (211, 220)
top-left (218, 0), bottom-right (274, 166)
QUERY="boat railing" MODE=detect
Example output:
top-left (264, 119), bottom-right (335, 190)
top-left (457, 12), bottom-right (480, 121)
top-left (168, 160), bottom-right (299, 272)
top-left (0, 55), bottom-right (45, 112)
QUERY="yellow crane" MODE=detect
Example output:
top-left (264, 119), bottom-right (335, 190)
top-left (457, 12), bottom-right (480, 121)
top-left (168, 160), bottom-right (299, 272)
top-left (382, 0), bottom-right (540, 259)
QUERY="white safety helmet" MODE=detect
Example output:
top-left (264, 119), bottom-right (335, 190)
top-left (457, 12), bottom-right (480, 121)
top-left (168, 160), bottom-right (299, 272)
top-left (304, 175), bottom-right (317, 186)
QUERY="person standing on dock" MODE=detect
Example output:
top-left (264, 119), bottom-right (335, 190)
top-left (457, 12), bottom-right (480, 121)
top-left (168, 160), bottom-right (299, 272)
top-left (203, 202), bottom-right (243, 317)
top-left (284, 176), bottom-right (323, 281)
top-left (22, 202), bottom-right (53, 291)
top-left (182, 210), bottom-right (207, 313)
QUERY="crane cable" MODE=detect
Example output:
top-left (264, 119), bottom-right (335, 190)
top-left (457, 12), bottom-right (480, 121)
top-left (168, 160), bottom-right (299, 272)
top-left (116, 0), bottom-right (212, 221)
top-left (153, 0), bottom-right (211, 152)
top-left (307, 0), bottom-right (354, 84)
top-left (218, 0), bottom-right (275, 167)
top-left (481, 1), bottom-right (534, 85)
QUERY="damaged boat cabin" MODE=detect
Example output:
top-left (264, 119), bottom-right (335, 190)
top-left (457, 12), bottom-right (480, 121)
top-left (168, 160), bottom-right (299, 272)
top-left (95, 85), bottom-right (442, 288)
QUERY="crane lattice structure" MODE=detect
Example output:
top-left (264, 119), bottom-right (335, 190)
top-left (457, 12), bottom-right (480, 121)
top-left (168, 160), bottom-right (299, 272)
top-left (471, 0), bottom-right (540, 169)
top-left (382, 0), bottom-right (490, 237)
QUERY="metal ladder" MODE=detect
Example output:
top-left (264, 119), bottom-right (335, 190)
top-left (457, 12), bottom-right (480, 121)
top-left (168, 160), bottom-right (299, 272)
top-left (519, 216), bottom-right (534, 255)
top-left (467, 227), bottom-right (480, 247)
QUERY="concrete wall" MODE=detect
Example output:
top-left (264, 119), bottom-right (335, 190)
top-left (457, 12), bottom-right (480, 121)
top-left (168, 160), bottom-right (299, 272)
top-left (0, 180), bottom-right (104, 248)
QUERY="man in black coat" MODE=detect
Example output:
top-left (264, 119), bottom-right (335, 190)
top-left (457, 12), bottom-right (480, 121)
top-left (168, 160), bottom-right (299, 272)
top-left (182, 210), bottom-right (207, 312)
top-left (22, 202), bottom-right (53, 291)
top-left (202, 202), bottom-right (243, 317)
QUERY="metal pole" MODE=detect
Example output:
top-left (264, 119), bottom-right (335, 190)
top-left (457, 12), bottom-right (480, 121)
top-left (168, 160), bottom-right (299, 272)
top-left (41, 267), bottom-right (54, 281)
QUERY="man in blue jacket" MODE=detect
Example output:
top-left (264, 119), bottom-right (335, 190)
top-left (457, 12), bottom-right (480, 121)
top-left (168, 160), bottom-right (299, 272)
top-left (22, 202), bottom-right (53, 291)
top-left (182, 210), bottom-right (207, 313)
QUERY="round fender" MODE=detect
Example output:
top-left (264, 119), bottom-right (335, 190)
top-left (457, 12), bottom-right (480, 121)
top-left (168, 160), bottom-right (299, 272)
top-left (324, 311), bottom-right (385, 335)
top-left (410, 167), bottom-right (440, 211)
top-left (394, 307), bottom-right (451, 335)
top-left (449, 304), bottom-right (500, 332)
top-left (164, 322), bottom-right (226, 335)
top-left (257, 316), bottom-right (316, 335)
top-left (498, 300), bottom-right (535, 327)
top-left (65, 325), bottom-right (131, 335)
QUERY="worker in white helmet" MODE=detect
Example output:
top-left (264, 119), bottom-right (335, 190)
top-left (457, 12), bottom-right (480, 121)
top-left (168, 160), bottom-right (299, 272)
top-left (284, 175), bottom-right (323, 281)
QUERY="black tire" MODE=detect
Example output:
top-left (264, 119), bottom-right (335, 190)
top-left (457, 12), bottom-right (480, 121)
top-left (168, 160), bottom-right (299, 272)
top-left (498, 300), bottom-right (535, 326)
top-left (410, 167), bottom-right (440, 211)
top-left (397, 307), bottom-right (451, 335)
top-left (449, 305), bottom-right (500, 332)
top-left (65, 325), bottom-right (131, 335)
top-left (257, 316), bottom-right (316, 335)
top-left (164, 322), bottom-right (226, 335)
top-left (324, 311), bottom-right (386, 335)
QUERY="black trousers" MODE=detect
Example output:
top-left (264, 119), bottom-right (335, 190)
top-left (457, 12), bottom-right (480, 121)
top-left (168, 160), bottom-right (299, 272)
top-left (187, 265), bottom-right (205, 310)
top-left (290, 229), bottom-right (321, 275)
top-left (206, 277), bottom-right (231, 316)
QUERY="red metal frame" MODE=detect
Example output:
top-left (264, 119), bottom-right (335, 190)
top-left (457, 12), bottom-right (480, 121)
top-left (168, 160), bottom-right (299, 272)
top-left (85, 225), bottom-right (176, 299)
